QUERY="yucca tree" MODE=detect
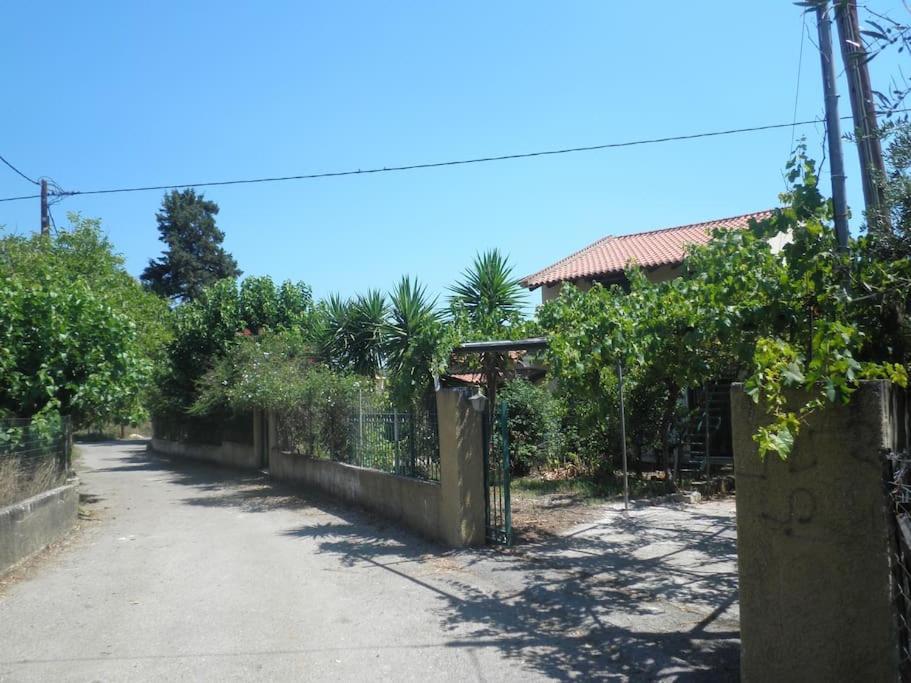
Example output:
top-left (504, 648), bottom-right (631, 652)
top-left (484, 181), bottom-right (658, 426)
top-left (347, 289), bottom-right (388, 378)
top-left (448, 248), bottom-right (526, 336)
top-left (449, 249), bottom-right (528, 413)
top-left (385, 276), bottom-right (444, 408)
top-left (314, 293), bottom-right (353, 371)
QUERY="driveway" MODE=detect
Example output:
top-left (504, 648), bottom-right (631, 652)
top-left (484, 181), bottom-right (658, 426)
top-left (0, 442), bottom-right (739, 681)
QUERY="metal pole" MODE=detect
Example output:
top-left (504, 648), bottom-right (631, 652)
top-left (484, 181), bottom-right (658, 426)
top-left (500, 400), bottom-right (512, 545)
top-left (617, 361), bottom-right (630, 511)
top-left (358, 388), bottom-right (363, 456)
top-left (40, 179), bottom-right (49, 236)
top-left (704, 383), bottom-right (711, 480)
top-left (815, 0), bottom-right (851, 250)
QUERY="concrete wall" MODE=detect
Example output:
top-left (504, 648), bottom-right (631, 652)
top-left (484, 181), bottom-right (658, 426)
top-left (0, 482), bottom-right (78, 575)
top-left (732, 381), bottom-right (900, 682)
top-left (150, 390), bottom-right (487, 547)
top-left (269, 450), bottom-right (441, 541)
top-left (150, 437), bottom-right (261, 470)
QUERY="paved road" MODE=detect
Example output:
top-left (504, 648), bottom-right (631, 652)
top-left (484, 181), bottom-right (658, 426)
top-left (0, 442), bottom-right (739, 681)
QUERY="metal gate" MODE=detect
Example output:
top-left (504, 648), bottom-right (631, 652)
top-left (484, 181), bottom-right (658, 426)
top-left (484, 401), bottom-right (512, 545)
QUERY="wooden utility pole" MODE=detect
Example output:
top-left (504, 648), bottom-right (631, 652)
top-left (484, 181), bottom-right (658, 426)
top-left (835, 0), bottom-right (889, 225)
top-left (815, 0), bottom-right (851, 250)
top-left (40, 179), bottom-right (49, 236)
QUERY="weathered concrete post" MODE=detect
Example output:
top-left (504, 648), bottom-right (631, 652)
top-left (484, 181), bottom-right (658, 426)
top-left (732, 380), bottom-right (900, 682)
top-left (253, 409), bottom-right (265, 469)
top-left (436, 388), bottom-right (486, 547)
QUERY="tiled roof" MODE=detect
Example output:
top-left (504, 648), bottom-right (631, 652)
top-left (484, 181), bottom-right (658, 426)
top-left (521, 210), bottom-right (776, 289)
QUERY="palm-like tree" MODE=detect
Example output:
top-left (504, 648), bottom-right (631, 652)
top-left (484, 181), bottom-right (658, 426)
top-left (314, 293), bottom-right (352, 371)
top-left (448, 249), bottom-right (528, 416)
top-left (347, 290), bottom-right (388, 378)
top-left (385, 276), bottom-right (443, 406)
top-left (448, 249), bottom-right (526, 335)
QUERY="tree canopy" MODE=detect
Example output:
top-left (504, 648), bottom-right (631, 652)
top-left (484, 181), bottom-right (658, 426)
top-left (0, 214), bottom-right (170, 426)
top-left (141, 189), bottom-right (241, 302)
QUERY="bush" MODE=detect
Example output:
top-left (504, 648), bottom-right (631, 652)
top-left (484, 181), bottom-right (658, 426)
top-left (0, 216), bottom-right (169, 426)
top-left (497, 379), bottom-right (564, 476)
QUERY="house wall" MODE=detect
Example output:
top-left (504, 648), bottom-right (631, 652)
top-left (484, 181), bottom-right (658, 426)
top-left (537, 266), bottom-right (680, 303)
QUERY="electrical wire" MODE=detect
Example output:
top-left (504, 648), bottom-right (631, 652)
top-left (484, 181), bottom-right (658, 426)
top-left (790, 15), bottom-right (809, 154)
top-left (2, 109), bottom-right (909, 204)
top-left (0, 154), bottom-right (39, 186)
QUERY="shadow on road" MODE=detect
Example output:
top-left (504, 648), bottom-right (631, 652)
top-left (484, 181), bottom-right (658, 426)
top-left (93, 445), bottom-right (739, 680)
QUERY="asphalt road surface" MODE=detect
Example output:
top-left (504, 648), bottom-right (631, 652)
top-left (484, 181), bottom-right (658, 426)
top-left (0, 441), bottom-right (739, 681)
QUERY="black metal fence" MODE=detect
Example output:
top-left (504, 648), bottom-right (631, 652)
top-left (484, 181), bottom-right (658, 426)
top-left (152, 411), bottom-right (254, 446)
top-left (886, 388), bottom-right (911, 677)
top-left (277, 399), bottom-right (440, 481)
top-left (0, 415), bottom-right (70, 507)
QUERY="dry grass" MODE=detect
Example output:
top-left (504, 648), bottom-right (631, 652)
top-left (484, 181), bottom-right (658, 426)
top-left (0, 457), bottom-right (65, 508)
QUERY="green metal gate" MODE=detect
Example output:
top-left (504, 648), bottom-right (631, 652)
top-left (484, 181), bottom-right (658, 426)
top-left (484, 401), bottom-right (512, 545)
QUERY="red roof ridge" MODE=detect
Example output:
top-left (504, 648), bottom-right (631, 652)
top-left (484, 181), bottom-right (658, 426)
top-left (610, 208), bottom-right (776, 240)
top-left (521, 208), bottom-right (777, 289)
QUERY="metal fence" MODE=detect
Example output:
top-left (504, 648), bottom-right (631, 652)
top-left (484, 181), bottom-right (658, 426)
top-left (888, 451), bottom-right (911, 676)
top-left (277, 401), bottom-right (440, 481)
top-left (0, 415), bottom-right (70, 507)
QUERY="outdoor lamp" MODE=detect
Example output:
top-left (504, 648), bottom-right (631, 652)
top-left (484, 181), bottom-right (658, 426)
top-left (469, 388), bottom-right (487, 414)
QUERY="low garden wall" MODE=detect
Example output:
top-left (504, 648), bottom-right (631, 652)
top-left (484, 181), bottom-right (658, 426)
top-left (269, 450), bottom-right (441, 540)
top-left (149, 390), bottom-right (485, 547)
top-left (150, 437), bottom-right (261, 470)
top-left (0, 481), bottom-right (79, 575)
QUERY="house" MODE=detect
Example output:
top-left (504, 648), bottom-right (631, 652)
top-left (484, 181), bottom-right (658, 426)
top-left (520, 209), bottom-right (780, 470)
top-left (520, 210), bottom-right (776, 304)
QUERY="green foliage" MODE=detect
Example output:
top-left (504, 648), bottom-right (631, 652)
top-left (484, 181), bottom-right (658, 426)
top-left (141, 189), bottom-right (241, 302)
top-left (191, 330), bottom-right (364, 458)
top-left (348, 290), bottom-right (388, 377)
top-left (0, 215), bottom-right (170, 426)
top-left (448, 248), bottom-right (527, 337)
top-left (385, 276), bottom-right (447, 408)
top-left (496, 379), bottom-right (563, 475)
top-left (540, 149), bottom-right (911, 462)
top-left (151, 276), bottom-right (314, 419)
top-left (313, 290), bottom-right (387, 377)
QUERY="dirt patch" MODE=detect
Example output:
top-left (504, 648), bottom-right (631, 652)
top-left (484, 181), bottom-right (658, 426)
top-left (511, 491), bottom-right (607, 543)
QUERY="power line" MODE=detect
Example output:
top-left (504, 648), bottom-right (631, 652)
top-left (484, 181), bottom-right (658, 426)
top-left (0, 154), bottom-right (39, 186)
top-left (1, 109), bottom-right (909, 204)
top-left (790, 14), bottom-right (809, 154)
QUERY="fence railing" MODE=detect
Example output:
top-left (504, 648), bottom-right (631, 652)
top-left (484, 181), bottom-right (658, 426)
top-left (277, 402), bottom-right (440, 482)
top-left (0, 415), bottom-right (70, 507)
top-left (887, 450), bottom-right (911, 677)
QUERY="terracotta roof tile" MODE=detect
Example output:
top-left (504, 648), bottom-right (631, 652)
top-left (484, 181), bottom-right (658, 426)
top-left (521, 210), bottom-right (776, 289)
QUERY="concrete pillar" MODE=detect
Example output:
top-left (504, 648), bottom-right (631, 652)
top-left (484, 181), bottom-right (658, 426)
top-left (731, 380), bottom-right (900, 682)
top-left (436, 389), bottom-right (486, 547)
top-left (252, 409), bottom-right (264, 469)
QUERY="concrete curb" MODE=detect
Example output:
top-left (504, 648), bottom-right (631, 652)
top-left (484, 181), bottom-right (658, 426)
top-left (0, 480), bottom-right (79, 576)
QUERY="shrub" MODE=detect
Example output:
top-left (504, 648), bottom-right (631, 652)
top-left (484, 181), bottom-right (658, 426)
top-left (497, 379), bottom-right (564, 476)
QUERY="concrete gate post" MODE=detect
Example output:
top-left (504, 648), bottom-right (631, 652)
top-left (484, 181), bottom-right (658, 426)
top-left (732, 380), bottom-right (900, 682)
top-left (436, 389), bottom-right (486, 547)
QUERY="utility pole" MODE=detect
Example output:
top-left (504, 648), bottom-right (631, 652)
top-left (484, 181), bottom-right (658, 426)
top-left (835, 0), bottom-right (888, 226)
top-left (815, 0), bottom-right (851, 250)
top-left (40, 179), bottom-right (49, 236)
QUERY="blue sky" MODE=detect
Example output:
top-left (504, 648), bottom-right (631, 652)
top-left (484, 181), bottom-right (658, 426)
top-left (1, 2), bottom-right (907, 307)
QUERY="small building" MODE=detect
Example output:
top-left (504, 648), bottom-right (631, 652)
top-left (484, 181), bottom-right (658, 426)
top-left (520, 210), bottom-right (776, 303)
top-left (520, 209), bottom-right (780, 470)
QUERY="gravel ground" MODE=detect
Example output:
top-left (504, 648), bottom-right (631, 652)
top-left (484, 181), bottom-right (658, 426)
top-left (0, 442), bottom-right (739, 681)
